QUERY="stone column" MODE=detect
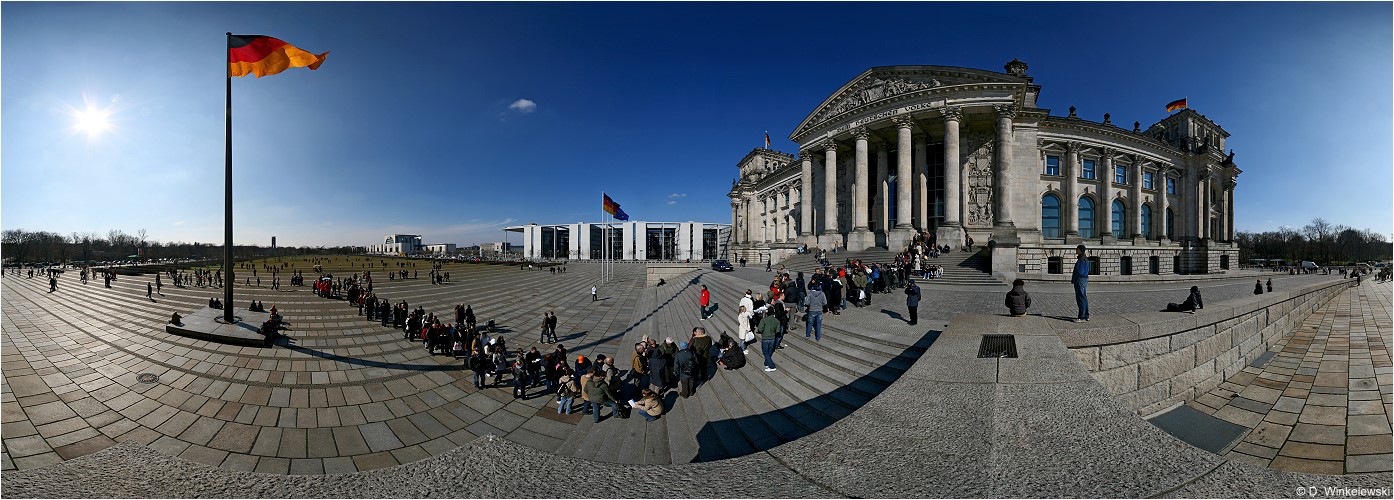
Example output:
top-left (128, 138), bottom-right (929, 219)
top-left (1225, 180), bottom-right (1235, 241)
top-left (876, 140), bottom-right (889, 236)
top-left (847, 127), bottom-right (875, 250)
top-left (890, 116), bottom-right (916, 250)
top-left (1130, 159), bottom-right (1143, 239)
top-left (936, 106), bottom-right (964, 247)
top-left (1100, 147), bottom-right (1115, 239)
top-left (746, 196), bottom-right (756, 243)
top-left (993, 105), bottom-right (1016, 231)
top-left (915, 135), bottom-right (928, 231)
top-left (1157, 168), bottom-right (1171, 243)
top-left (1200, 172), bottom-right (1211, 241)
top-left (819, 139), bottom-right (842, 250)
top-left (800, 152), bottom-right (815, 239)
top-left (1064, 142), bottom-right (1081, 238)
top-left (730, 203), bottom-right (740, 244)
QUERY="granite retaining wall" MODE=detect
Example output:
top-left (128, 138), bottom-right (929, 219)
top-left (1065, 279), bottom-right (1351, 416)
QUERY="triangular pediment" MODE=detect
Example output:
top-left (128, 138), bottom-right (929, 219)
top-left (791, 65), bottom-right (1030, 142)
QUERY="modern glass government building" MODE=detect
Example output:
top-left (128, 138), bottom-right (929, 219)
top-left (505, 222), bottom-right (732, 261)
top-left (728, 60), bottom-right (1241, 280)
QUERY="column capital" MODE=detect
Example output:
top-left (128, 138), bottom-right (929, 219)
top-left (993, 104), bottom-right (1017, 120)
top-left (799, 148), bottom-right (816, 161)
top-left (1066, 141), bottom-right (1082, 154)
top-left (1101, 146), bottom-right (1116, 159)
top-left (941, 105), bottom-right (963, 121)
top-left (892, 116), bottom-right (915, 130)
top-left (853, 126), bottom-right (870, 141)
top-left (821, 139), bottom-right (839, 152)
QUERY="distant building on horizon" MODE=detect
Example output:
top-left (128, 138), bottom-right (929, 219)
top-left (366, 234), bottom-right (422, 255)
top-left (505, 222), bottom-right (731, 261)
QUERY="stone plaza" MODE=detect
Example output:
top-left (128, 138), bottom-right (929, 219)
top-left (1, 250), bottom-right (1390, 497)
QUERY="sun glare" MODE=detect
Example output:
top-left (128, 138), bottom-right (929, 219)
top-left (74, 108), bottom-right (112, 136)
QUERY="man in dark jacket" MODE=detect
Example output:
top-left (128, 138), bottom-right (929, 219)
top-left (904, 279), bottom-right (921, 325)
top-left (583, 367), bottom-right (619, 422)
top-left (757, 310), bottom-right (780, 371)
top-left (1071, 245), bottom-right (1090, 322)
top-left (804, 283), bottom-right (828, 342)
top-left (674, 341), bottom-right (697, 398)
top-left (1005, 279), bottom-right (1032, 316)
top-left (1167, 286), bottom-right (1204, 313)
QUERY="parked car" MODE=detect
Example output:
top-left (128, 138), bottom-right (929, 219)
top-left (1300, 261), bottom-right (1318, 270)
top-left (711, 259), bottom-right (733, 271)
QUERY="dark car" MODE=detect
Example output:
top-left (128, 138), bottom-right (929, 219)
top-left (711, 259), bottom-right (733, 271)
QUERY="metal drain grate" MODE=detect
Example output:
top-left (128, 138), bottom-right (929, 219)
top-left (977, 335), bottom-right (1018, 358)
top-left (136, 373), bottom-right (159, 384)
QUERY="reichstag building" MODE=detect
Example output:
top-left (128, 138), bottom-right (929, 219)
top-left (729, 59), bottom-right (1240, 279)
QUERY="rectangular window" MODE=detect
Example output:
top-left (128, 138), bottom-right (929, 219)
top-left (1143, 171), bottom-right (1155, 190)
top-left (1166, 177), bottom-right (1176, 194)
top-left (1082, 159), bottom-right (1096, 180)
top-left (1114, 165), bottom-right (1127, 184)
top-left (1045, 155), bottom-right (1060, 176)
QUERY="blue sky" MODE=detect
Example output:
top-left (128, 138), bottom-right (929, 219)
top-left (3, 2), bottom-right (1390, 247)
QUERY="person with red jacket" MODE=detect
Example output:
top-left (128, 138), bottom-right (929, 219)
top-left (699, 285), bottom-right (711, 320)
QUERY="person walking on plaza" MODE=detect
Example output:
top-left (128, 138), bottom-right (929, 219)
top-left (156, 274), bottom-right (162, 295)
top-left (699, 285), bottom-right (711, 320)
top-left (591, 285), bottom-right (598, 302)
top-left (757, 306), bottom-right (780, 372)
top-left (1005, 279), bottom-right (1032, 316)
top-left (546, 311), bottom-right (559, 343)
top-left (48, 275), bottom-right (58, 293)
top-left (804, 282), bottom-right (828, 341)
top-left (147, 282), bottom-right (153, 300)
top-left (1071, 245), bottom-right (1090, 322)
top-left (904, 278), bottom-right (921, 326)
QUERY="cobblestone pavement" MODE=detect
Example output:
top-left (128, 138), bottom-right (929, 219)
top-left (1188, 280), bottom-right (1393, 475)
top-left (0, 256), bottom-right (1369, 477)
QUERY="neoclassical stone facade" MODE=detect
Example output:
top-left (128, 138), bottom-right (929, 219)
top-left (730, 60), bottom-right (1240, 279)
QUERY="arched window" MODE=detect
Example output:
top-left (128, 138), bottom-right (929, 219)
top-left (1111, 199), bottom-right (1125, 236)
top-left (1041, 194), bottom-right (1061, 238)
top-left (1140, 204), bottom-right (1153, 239)
top-left (1166, 208), bottom-right (1175, 239)
top-left (1079, 196), bottom-right (1096, 238)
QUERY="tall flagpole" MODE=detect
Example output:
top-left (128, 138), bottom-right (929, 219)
top-left (223, 32), bottom-right (235, 322)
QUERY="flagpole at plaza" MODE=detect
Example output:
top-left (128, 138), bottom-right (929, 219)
top-left (223, 32), bottom-right (235, 322)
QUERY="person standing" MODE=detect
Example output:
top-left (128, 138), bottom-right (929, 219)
top-left (757, 307), bottom-right (780, 372)
top-left (699, 285), bottom-right (711, 320)
top-left (689, 327), bottom-right (714, 382)
top-left (804, 282), bottom-right (827, 341)
top-left (904, 279), bottom-right (921, 326)
top-left (591, 285), bottom-right (598, 302)
top-left (147, 282), bottom-right (153, 300)
top-left (1072, 245), bottom-right (1090, 322)
top-left (156, 274), bottom-right (162, 295)
top-left (49, 275), bottom-right (58, 293)
top-left (674, 341), bottom-right (696, 399)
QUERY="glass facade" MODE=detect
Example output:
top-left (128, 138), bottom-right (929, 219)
top-left (926, 143), bottom-right (945, 230)
top-left (645, 226), bottom-right (678, 260)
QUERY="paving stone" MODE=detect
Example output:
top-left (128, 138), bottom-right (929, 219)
top-left (1278, 441), bottom-right (1345, 461)
top-left (1347, 434), bottom-right (1394, 455)
top-left (1245, 421), bottom-right (1293, 449)
top-left (1297, 405), bottom-right (1347, 426)
top-left (1269, 455), bottom-right (1344, 475)
top-left (1346, 453), bottom-right (1393, 473)
top-left (1346, 414), bottom-right (1393, 436)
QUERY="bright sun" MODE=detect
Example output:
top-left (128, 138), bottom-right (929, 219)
top-left (74, 108), bottom-right (111, 136)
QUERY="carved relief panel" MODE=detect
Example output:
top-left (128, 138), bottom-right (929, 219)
top-left (962, 131), bottom-right (995, 227)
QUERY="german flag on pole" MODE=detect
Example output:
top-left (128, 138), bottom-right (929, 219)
top-left (1165, 98), bottom-right (1188, 113)
top-left (228, 34), bottom-right (329, 78)
top-left (602, 193), bottom-right (630, 221)
top-left (764, 131), bottom-right (771, 149)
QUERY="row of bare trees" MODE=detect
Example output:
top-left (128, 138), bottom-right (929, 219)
top-left (1, 228), bottom-right (360, 265)
top-left (1235, 217), bottom-right (1392, 265)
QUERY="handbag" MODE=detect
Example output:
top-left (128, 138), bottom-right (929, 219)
top-left (742, 330), bottom-right (755, 343)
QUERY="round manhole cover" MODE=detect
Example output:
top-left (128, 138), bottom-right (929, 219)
top-left (136, 373), bottom-right (159, 384)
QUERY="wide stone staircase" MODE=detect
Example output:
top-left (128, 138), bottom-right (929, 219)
top-left (775, 247), bottom-right (1002, 287)
top-left (550, 269), bottom-right (937, 464)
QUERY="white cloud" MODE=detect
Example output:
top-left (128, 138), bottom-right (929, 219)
top-left (668, 193), bottom-right (687, 199)
top-left (667, 200), bottom-right (678, 205)
top-left (508, 99), bottom-right (537, 113)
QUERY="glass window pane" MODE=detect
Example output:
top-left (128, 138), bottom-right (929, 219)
top-left (1115, 165), bottom-right (1127, 184)
top-left (1082, 159), bottom-right (1096, 180)
top-left (1079, 197), bottom-right (1095, 238)
top-left (1166, 177), bottom-right (1176, 194)
top-left (1141, 204), bottom-right (1153, 239)
top-left (1112, 200), bottom-right (1125, 235)
top-left (1045, 155), bottom-right (1060, 176)
top-left (1041, 194), bottom-right (1061, 238)
top-left (1143, 172), bottom-right (1154, 190)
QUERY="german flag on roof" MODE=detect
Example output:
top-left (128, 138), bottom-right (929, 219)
top-left (228, 34), bottom-right (328, 78)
